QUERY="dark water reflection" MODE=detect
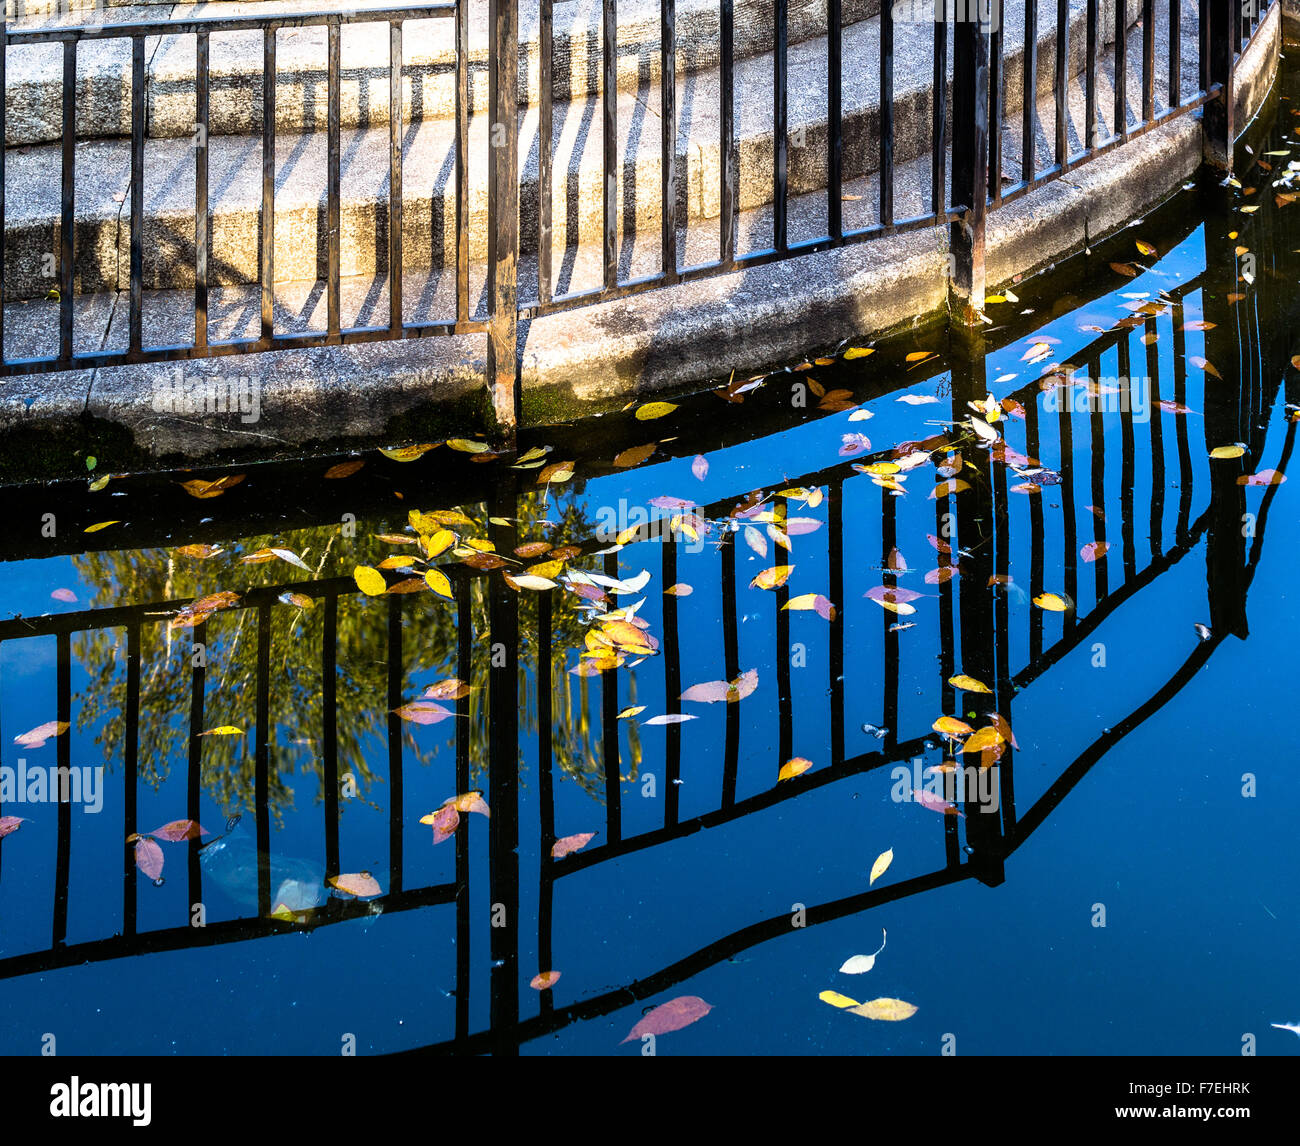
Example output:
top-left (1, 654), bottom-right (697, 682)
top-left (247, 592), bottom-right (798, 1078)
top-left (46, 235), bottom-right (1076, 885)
top-left (2, 91), bottom-right (1300, 1057)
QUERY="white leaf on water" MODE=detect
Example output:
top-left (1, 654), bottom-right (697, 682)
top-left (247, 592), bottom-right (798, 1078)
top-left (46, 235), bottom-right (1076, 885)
top-left (838, 929), bottom-right (887, 975)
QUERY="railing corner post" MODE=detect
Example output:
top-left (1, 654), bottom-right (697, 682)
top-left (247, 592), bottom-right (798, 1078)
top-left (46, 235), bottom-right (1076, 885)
top-left (948, 9), bottom-right (990, 325)
top-left (1203, 0), bottom-right (1236, 170)
top-left (487, 0), bottom-right (521, 448)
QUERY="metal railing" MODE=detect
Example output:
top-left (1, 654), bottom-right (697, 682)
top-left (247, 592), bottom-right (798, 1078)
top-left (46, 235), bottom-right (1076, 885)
top-left (0, 0), bottom-right (1278, 437)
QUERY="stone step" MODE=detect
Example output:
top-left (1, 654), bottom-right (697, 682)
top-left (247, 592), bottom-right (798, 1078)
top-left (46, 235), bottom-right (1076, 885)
top-left (1, 0), bottom-right (1202, 365)
top-left (4, 0), bottom-right (883, 146)
top-left (6, 0), bottom-right (1145, 299)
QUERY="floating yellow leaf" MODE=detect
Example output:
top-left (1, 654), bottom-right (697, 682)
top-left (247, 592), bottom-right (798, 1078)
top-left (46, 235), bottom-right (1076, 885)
top-left (819, 990), bottom-right (861, 1009)
top-left (1209, 444), bottom-right (1246, 459)
top-left (446, 438), bottom-right (490, 453)
top-left (848, 997), bottom-right (918, 1021)
top-left (750, 565), bottom-right (795, 590)
top-left (635, 401), bottom-right (678, 420)
top-left (1034, 592), bottom-right (1069, 612)
top-left (778, 757), bottom-right (813, 782)
top-left (843, 347), bottom-right (874, 360)
top-left (424, 568), bottom-right (453, 599)
top-left (961, 726), bottom-right (1005, 754)
top-left (353, 565), bottom-right (387, 596)
top-left (1136, 239), bottom-right (1158, 257)
top-left (617, 706), bottom-right (646, 719)
top-left (932, 716), bottom-right (974, 738)
top-left (614, 442), bottom-right (657, 468)
top-left (84, 521), bottom-right (122, 533)
top-left (423, 529), bottom-right (456, 558)
top-left (869, 848), bottom-right (893, 886)
top-left (199, 725), bottom-right (243, 736)
top-left (948, 674), bottom-right (992, 694)
top-left (379, 443), bottom-right (437, 461)
top-left (323, 459), bottom-right (365, 479)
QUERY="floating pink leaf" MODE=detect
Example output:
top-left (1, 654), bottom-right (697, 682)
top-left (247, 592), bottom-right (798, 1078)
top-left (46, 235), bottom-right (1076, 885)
top-left (620, 996), bottom-right (714, 1044)
top-left (13, 720), bottom-right (70, 748)
top-left (649, 495), bottom-right (696, 510)
top-left (328, 872), bottom-right (382, 897)
top-left (1239, 469), bottom-right (1286, 487)
top-left (911, 789), bottom-right (965, 818)
top-left (392, 700), bottom-right (453, 725)
top-left (643, 713), bottom-right (698, 725)
top-left (1080, 541), bottom-right (1109, 563)
top-left (50, 588), bottom-right (77, 603)
top-left (838, 433), bottom-right (872, 457)
top-left (421, 806), bottom-right (459, 843)
top-left (551, 832), bottom-right (596, 859)
top-left (0, 816), bottom-right (27, 839)
top-left (147, 819), bottom-right (209, 842)
top-left (133, 836), bottom-right (165, 880)
top-left (865, 585), bottom-right (924, 605)
top-left (691, 455), bottom-right (709, 481)
top-left (784, 517), bottom-right (823, 535)
top-left (531, 971), bottom-right (562, 990)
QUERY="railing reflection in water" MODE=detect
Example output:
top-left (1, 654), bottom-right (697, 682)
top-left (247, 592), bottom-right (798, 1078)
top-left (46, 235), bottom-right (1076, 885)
top-left (0, 221), bottom-right (1295, 1054)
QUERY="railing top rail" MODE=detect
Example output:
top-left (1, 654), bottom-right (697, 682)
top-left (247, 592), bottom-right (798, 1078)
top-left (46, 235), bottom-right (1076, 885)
top-left (2, 3), bottom-right (456, 44)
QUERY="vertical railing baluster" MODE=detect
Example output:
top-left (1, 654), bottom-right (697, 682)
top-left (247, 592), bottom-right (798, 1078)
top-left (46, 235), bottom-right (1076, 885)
top-left (387, 593), bottom-right (404, 894)
top-left (195, 31), bottom-right (210, 348)
top-left (254, 602), bottom-right (271, 916)
top-left (603, 0), bottom-right (617, 288)
top-left (662, 537), bottom-right (681, 825)
top-left (1115, 0), bottom-right (1129, 141)
top-left (950, 14), bottom-right (989, 320)
top-left (389, 20), bottom-right (403, 332)
top-left (1055, 0), bottom-right (1068, 165)
top-left (774, 497), bottom-right (792, 764)
top-left (261, 27), bottom-right (276, 342)
top-left (1142, 0), bottom-right (1155, 122)
top-left (661, 0), bottom-right (678, 278)
top-left (487, 0), bottom-right (519, 440)
top-left (123, 625), bottom-right (140, 937)
top-left (720, 0), bottom-right (736, 265)
top-left (881, 489), bottom-right (898, 753)
top-left (59, 41), bottom-right (75, 364)
top-left (720, 534), bottom-right (739, 806)
top-left (1086, 0), bottom-right (1098, 148)
top-left (1088, 363), bottom-right (1109, 605)
top-left (1198, 0), bottom-right (1209, 94)
top-left (187, 619), bottom-right (206, 903)
top-left (1168, 0), bottom-right (1179, 109)
top-left (455, 0), bottom-right (469, 323)
top-left (1146, 315), bottom-right (1165, 559)
top-left (1024, 397), bottom-right (1045, 661)
top-left (774, 0), bottom-right (788, 249)
top-left (327, 20), bottom-right (341, 339)
top-left (987, 0), bottom-right (1002, 203)
top-left (879, 0), bottom-right (893, 227)
top-left (601, 552), bottom-right (621, 838)
top-left (1057, 384), bottom-right (1078, 635)
top-left (130, 36), bottom-right (145, 355)
top-left (539, 0), bottom-right (553, 301)
top-left (324, 594), bottom-right (340, 878)
top-left (453, 571), bottom-right (472, 1040)
top-left (53, 632), bottom-right (71, 947)
top-left (1023, 0), bottom-right (1037, 185)
top-left (828, 483), bottom-right (844, 766)
top-left (537, 586), bottom-right (555, 1019)
top-left (829, 0), bottom-right (843, 237)
top-left (1204, 0), bottom-right (1234, 169)
top-left (931, 0), bottom-right (946, 219)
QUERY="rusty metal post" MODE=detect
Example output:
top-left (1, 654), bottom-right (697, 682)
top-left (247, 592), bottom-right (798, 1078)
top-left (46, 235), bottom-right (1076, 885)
top-left (487, 0), bottom-right (520, 444)
top-left (949, 7), bottom-right (991, 324)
